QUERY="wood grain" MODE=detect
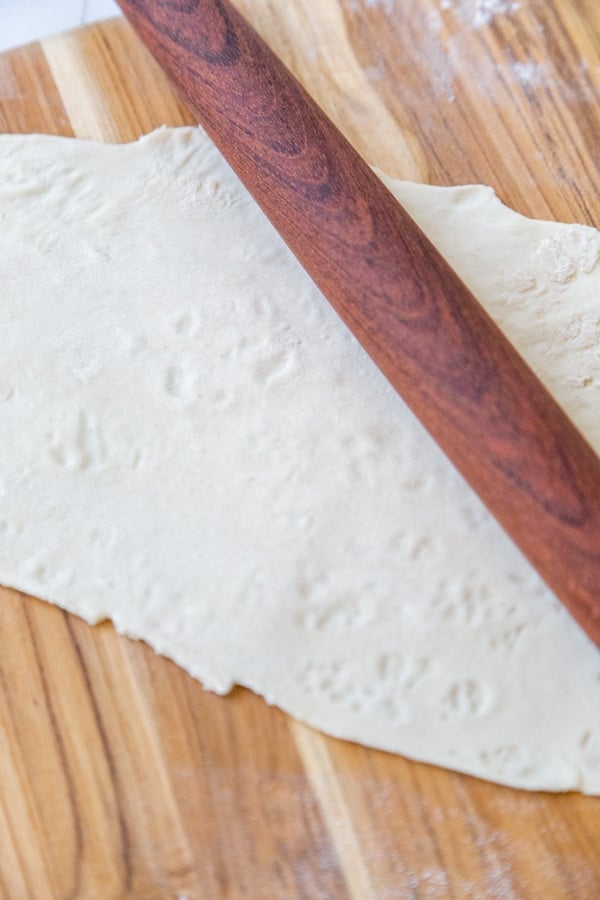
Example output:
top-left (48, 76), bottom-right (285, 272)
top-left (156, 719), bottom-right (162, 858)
top-left (116, 0), bottom-right (600, 645)
top-left (0, 4), bottom-right (599, 897)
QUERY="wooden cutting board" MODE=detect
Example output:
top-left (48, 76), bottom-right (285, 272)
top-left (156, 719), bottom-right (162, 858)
top-left (0, 3), bottom-right (599, 897)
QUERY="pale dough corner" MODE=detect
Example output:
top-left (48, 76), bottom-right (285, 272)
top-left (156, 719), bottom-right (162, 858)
top-left (1, 126), bottom-right (599, 794)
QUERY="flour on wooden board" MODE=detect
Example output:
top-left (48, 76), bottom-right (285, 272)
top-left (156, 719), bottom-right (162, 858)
top-left (0, 127), bottom-right (599, 793)
top-left (437, 0), bottom-right (521, 29)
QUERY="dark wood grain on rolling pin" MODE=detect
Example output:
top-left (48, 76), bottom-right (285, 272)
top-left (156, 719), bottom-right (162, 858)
top-left (117, 0), bottom-right (600, 646)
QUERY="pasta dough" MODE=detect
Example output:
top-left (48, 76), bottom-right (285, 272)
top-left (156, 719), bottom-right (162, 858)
top-left (1, 126), bottom-right (599, 793)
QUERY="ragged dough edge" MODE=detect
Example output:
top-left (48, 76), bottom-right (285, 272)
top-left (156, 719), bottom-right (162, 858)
top-left (1, 126), bottom-right (599, 795)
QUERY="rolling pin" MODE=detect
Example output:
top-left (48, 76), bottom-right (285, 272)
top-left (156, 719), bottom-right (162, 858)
top-left (117, 0), bottom-right (600, 647)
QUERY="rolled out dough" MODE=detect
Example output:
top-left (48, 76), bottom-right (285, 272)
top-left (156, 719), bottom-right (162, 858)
top-left (1, 127), bottom-right (599, 793)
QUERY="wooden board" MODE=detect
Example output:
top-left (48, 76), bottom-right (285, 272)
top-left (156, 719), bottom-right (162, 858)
top-left (0, 3), bottom-right (598, 897)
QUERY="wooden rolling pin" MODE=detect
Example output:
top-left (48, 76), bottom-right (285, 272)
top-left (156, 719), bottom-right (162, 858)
top-left (117, 0), bottom-right (600, 647)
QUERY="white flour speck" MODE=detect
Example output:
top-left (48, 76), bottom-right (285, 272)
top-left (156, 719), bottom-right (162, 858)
top-left (438, 0), bottom-right (521, 29)
top-left (472, 0), bottom-right (521, 28)
top-left (363, 0), bottom-right (396, 12)
top-left (512, 60), bottom-right (543, 87)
